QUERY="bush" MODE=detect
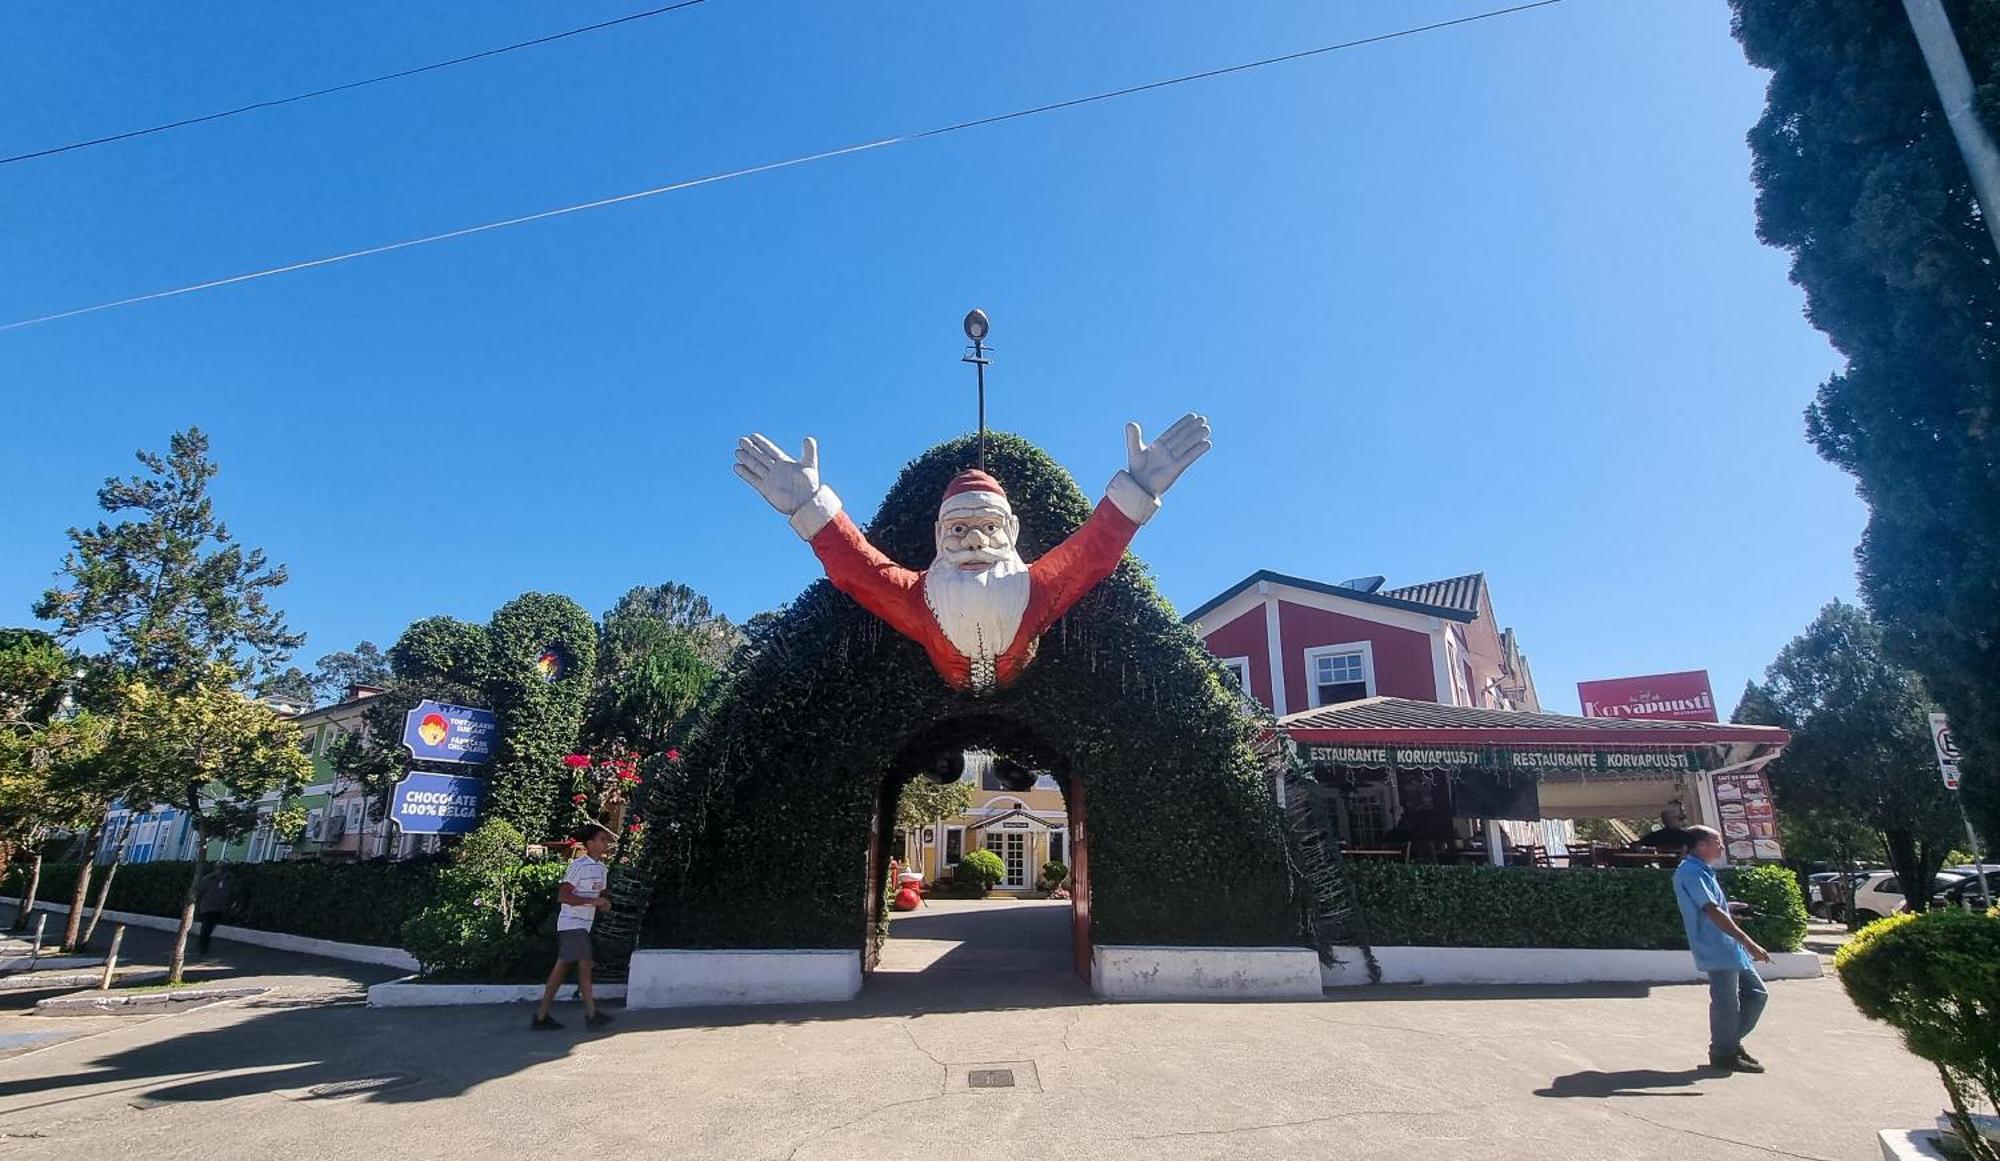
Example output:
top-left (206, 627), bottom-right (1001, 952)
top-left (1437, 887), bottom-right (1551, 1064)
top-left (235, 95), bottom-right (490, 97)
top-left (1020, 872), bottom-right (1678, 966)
top-left (957, 849), bottom-right (1005, 895)
top-left (1344, 863), bottom-right (1809, 952)
top-left (1040, 860), bottom-right (1069, 888)
top-left (1835, 909), bottom-right (2000, 1129)
top-left (4, 860), bottom-right (443, 947)
top-left (402, 862), bottom-right (566, 980)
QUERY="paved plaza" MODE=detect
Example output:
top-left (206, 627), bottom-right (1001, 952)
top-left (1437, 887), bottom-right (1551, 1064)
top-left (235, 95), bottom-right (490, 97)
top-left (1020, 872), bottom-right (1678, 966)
top-left (0, 902), bottom-right (1946, 1160)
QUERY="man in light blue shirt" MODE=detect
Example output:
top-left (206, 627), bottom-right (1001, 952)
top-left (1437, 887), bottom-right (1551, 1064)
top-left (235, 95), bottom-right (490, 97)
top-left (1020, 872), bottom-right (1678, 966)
top-left (1673, 825), bottom-right (1771, 1073)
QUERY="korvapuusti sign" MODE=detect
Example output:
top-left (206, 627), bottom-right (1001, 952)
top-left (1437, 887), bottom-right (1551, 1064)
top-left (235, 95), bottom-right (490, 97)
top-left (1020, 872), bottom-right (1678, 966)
top-left (1299, 744), bottom-right (1710, 774)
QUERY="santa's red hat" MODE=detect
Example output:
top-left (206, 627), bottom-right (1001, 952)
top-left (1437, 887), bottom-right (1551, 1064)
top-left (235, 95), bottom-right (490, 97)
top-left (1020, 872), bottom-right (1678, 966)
top-left (938, 469), bottom-right (1011, 519)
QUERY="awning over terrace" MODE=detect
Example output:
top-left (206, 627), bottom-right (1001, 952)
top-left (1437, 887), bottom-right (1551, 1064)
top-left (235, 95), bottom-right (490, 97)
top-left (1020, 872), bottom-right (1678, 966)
top-left (1280, 697), bottom-right (1791, 861)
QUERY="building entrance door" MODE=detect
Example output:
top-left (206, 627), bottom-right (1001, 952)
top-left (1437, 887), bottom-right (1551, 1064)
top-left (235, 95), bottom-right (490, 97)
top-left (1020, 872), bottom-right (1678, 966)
top-left (990, 831), bottom-right (1029, 889)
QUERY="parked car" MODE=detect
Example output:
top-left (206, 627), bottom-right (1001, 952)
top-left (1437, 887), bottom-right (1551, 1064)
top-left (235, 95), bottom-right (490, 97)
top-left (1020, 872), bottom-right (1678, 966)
top-left (1848, 870), bottom-right (1972, 923)
top-left (1805, 870), bottom-right (1874, 920)
top-left (1928, 873), bottom-right (1996, 912)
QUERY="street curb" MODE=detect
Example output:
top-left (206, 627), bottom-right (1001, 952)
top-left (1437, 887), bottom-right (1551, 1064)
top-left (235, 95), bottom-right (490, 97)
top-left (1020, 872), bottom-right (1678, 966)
top-left (367, 975), bottom-right (628, 1007)
top-left (0, 955), bottom-right (103, 975)
top-left (1321, 946), bottom-right (1825, 987)
top-left (2, 896), bottom-right (419, 971)
top-left (36, 985), bottom-right (269, 1016)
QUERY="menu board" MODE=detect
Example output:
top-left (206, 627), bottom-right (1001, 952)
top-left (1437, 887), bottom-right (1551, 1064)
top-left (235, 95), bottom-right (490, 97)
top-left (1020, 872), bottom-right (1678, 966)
top-left (1712, 770), bottom-right (1782, 862)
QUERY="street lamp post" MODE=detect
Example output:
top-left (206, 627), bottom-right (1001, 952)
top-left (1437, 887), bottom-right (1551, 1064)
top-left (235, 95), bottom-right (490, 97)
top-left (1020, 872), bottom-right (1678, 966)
top-left (962, 309), bottom-right (991, 471)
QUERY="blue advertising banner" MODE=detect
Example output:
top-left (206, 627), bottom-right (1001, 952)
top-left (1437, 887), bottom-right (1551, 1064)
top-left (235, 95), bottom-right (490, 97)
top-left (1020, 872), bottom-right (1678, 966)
top-left (390, 772), bottom-right (487, 835)
top-left (402, 700), bottom-right (497, 765)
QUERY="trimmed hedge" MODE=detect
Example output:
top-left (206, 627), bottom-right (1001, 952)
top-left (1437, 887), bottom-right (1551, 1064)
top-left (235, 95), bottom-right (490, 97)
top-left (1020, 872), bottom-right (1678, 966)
top-left (4, 860), bottom-right (443, 948)
top-left (1346, 863), bottom-right (1809, 953)
top-left (1835, 909), bottom-right (2000, 1121)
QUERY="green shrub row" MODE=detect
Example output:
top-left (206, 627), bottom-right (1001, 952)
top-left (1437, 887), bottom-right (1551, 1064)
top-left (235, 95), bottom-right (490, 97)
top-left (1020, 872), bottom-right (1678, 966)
top-left (1345, 862), bottom-right (1808, 953)
top-left (4, 860), bottom-right (445, 948)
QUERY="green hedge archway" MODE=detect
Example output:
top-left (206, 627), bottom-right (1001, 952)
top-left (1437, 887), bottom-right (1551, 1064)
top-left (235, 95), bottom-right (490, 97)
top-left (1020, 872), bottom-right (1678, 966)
top-left (641, 432), bottom-right (1303, 955)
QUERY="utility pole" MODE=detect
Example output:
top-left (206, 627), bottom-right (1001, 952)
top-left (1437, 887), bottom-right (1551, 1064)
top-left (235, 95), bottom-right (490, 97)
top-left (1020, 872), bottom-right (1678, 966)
top-left (1903, 0), bottom-right (2000, 258)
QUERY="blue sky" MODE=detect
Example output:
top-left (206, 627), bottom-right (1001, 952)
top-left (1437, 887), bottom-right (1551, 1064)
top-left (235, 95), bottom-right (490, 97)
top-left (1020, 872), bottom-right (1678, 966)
top-left (0, 1), bottom-right (1858, 713)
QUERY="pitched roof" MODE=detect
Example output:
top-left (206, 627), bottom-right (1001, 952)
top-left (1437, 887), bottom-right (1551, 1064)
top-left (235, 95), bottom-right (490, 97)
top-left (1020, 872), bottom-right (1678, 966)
top-left (1381, 573), bottom-right (1485, 615)
top-left (1279, 696), bottom-right (1789, 746)
top-left (1182, 570), bottom-right (1475, 626)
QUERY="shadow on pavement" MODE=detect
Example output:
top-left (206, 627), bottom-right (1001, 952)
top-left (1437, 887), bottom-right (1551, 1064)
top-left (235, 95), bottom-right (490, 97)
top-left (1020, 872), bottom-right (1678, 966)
top-left (1535, 1067), bottom-right (1720, 1098)
top-left (1318, 982), bottom-right (1656, 1003)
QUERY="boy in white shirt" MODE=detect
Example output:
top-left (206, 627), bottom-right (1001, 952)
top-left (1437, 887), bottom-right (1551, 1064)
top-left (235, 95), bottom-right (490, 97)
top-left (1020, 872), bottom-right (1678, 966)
top-left (532, 823), bottom-right (616, 1031)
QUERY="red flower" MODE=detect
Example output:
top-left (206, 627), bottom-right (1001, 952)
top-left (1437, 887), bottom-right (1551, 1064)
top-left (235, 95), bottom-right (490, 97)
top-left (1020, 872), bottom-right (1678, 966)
top-left (618, 770), bottom-right (640, 784)
top-left (665, 748), bottom-right (682, 763)
top-left (571, 793), bottom-right (587, 804)
top-left (562, 754), bottom-right (592, 769)
top-left (627, 822), bottom-right (643, 834)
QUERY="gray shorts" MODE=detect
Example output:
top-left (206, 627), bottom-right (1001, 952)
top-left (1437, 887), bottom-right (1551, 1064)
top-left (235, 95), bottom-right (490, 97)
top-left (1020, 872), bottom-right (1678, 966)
top-left (557, 928), bottom-right (594, 963)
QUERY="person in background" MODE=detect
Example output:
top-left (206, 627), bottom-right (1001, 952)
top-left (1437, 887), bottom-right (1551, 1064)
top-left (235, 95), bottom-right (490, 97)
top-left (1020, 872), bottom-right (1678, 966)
top-left (532, 823), bottom-right (617, 1032)
top-left (1637, 805), bottom-right (1698, 855)
top-left (1674, 824), bottom-right (1771, 1074)
top-left (195, 865), bottom-right (231, 956)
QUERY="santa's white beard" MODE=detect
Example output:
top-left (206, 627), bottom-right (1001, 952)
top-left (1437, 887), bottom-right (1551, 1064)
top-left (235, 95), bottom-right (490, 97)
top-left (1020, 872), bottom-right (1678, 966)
top-left (923, 555), bottom-right (1031, 670)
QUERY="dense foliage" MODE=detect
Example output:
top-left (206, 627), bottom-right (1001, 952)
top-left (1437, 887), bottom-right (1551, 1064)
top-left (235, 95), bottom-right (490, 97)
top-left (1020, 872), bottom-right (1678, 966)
top-left (639, 432), bottom-right (1299, 955)
top-left (1735, 602), bottom-right (1965, 909)
top-left (6, 859), bottom-right (445, 947)
top-left (1837, 908), bottom-right (2000, 1154)
top-left (310, 641), bottom-right (390, 704)
top-left (403, 862), bottom-right (566, 980)
top-left (1731, 1), bottom-right (2000, 846)
top-left (1346, 863), bottom-right (1808, 953)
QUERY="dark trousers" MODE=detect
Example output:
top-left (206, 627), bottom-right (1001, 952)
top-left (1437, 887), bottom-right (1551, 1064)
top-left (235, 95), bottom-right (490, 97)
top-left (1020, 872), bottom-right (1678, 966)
top-left (1707, 967), bottom-right (1768, 1059)
top-left (197, 911), bottom-right (222, 955)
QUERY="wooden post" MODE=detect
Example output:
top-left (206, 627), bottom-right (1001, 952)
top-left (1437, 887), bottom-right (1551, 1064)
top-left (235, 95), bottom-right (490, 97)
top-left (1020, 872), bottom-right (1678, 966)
top-left (98, 925), bottom-right (124, 991)
top-left (16, 852), bottom-right (43, 931)
top-left (29, 913), bottom-right (46, 960)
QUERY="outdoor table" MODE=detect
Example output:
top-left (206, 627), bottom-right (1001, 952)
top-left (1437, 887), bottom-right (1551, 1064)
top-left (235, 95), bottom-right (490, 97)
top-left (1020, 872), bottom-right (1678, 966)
top-left (1606, 851), bottom-right (1674, 869)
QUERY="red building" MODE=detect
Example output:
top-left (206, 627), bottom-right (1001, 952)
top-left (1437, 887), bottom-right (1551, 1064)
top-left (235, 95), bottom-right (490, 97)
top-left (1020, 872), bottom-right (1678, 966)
top-left (1184, 570), bottom-right (1540, 717)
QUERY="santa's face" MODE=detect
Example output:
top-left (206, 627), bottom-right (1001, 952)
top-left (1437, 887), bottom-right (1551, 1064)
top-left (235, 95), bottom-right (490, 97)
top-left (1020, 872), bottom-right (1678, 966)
top-left (935, 504), bottom-right (1022, 573)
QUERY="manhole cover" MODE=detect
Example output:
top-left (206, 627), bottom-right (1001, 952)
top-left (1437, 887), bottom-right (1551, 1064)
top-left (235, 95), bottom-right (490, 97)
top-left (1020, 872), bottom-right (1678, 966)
top-left (304, 1075), bottom-right (418, 1099)
top-left (966, 1069), bottom-right (1015, 1089)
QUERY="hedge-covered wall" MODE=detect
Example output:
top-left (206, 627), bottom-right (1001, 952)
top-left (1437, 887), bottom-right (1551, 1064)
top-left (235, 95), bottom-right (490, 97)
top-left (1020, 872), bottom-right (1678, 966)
top-left (639, 431), bottom-right (1302, 951)
top-left (1346, 863), bottom-right (1809, 953)
top-left (5, 860), bottom-right (444, 947)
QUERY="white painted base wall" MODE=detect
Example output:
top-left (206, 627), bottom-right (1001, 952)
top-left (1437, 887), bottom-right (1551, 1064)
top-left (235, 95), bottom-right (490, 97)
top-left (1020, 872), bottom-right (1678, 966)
top-left (625, 949), bottom-right (862, 1008)
top-left (1091, 945), bottom-right (1324, 1001)
top-left (3, 895), bottom-right (419, 972)
top-left (368, 976), bottom-right (628, 1007)
top-left (1320, 946), bottom-right (1823, 987)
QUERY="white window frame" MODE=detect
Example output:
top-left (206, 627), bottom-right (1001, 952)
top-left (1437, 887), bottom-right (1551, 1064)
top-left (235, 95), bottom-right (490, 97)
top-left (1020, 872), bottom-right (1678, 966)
top-left (1303, 641), bottom-right (1377, 708)
top-left (1217, 655), bottom-right (1254, 701)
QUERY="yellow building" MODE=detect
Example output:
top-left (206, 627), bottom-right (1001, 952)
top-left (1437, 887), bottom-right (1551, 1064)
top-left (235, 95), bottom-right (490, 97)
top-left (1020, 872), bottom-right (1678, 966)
top-left (899, 753), bottom-right (1071, 895)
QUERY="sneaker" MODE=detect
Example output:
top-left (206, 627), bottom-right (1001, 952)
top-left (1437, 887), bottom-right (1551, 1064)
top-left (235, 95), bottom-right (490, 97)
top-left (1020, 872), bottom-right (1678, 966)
top-left (530, 1015), bottom-right (563, 1031)
top-left (586, 1010), bottom-right (615, 1029)
top-left (1735, 1048), bottom-right (1763, 1070)
top-left (1709, 1052), bottom-right (1763, 1074)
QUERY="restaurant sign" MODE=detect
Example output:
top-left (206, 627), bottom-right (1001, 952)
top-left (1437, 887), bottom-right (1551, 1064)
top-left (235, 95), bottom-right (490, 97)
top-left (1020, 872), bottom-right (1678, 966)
top-left (1577, 670), bottom-right (1718, 723)
top-left (1299, 744), bottom-right (1710, 775)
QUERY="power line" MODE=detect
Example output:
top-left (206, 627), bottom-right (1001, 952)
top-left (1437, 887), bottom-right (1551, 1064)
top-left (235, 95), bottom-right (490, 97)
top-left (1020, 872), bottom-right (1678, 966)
top-left (0, 0), bottom-right (709, 167)
top-left (0, 0), bottom-right (1565, 334)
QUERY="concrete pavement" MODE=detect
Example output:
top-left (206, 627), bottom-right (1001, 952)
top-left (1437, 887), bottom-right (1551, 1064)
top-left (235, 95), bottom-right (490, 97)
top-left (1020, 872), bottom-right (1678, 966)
top-left (0, 901), bottom-right (1950, 1160)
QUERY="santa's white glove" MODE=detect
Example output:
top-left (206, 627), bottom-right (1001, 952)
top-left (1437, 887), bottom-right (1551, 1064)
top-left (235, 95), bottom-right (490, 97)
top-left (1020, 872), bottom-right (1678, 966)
top-left (1106, 412), bottom-right (1211, 525)
top-left (734, 433), bottom-right (843, 539)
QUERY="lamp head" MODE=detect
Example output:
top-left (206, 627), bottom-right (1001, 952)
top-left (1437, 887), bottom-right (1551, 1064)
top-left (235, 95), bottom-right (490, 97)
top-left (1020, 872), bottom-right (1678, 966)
top-left (963, 309), bottom-right (989, 342)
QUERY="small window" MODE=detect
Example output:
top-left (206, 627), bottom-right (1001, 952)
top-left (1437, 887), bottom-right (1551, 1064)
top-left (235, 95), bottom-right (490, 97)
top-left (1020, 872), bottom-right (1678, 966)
top-left (1048, 830), bottom-right (1067, 868)
top-left (943, 827), bottom-right (964, 866)
top-left (1307, 644), bottom-right (1373, 707)
top-left (1878, 877), bottom-right (1900, 896)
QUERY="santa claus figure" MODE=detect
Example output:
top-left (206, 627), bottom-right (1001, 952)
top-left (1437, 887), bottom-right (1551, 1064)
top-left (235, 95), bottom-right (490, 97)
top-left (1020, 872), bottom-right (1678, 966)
top-left (733, 414), bottom-right (1212, 691)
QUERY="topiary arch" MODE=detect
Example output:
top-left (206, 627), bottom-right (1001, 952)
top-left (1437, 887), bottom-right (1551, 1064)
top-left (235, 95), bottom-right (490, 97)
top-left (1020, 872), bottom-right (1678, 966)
top-left (639, 431), bottom-right (1304, 960)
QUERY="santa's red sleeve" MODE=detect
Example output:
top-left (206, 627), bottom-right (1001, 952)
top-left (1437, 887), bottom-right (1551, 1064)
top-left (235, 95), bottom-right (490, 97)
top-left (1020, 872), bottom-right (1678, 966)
top-left (1018, 469), bottom-right (1158, 642)
top-left (791, 488), bottom-right (933, 643)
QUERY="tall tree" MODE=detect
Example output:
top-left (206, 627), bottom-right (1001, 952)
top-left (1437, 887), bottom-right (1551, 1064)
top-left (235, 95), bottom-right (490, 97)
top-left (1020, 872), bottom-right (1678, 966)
top-left (1736, 603), bottom-right (1964, 910)
top-left (586, 583), bottom-right (734, 757)
top-left (256, 667), bottom-right (316, 710)
top-left (34, 428), bottom-right (302, 692)
top-left (1731, 1), bottom-right (2000, 845)
top-left (0, 630), bottom-right (109, 933)
top-left (310, 641), bottom-right (391, 704)
top-left (102, 670), bottom-right (311, 982)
